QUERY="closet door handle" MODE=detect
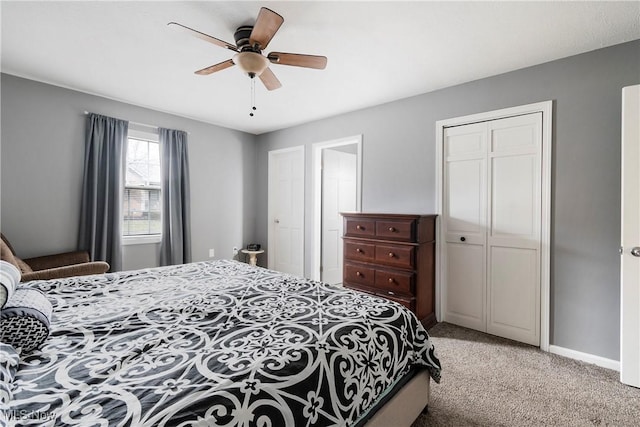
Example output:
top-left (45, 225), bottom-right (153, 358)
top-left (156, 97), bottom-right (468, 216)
top-left (632, 247), bottom-right (640, 257)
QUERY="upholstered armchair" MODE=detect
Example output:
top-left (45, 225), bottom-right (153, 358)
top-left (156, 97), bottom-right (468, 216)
top-left (0, 233), bottom-right (110, 282)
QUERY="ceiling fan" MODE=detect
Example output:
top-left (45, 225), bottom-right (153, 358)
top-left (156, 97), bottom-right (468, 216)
top-left (168, 7), bottom-right (327, 91)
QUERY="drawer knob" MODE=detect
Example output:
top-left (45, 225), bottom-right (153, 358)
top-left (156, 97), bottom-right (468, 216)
top-left (356, 225), bottom-right (363, 230)
top-left (460, 236), bottom-right (466, 242)
top-left (388, 291), bottom-right (395, 296)
top-left (388, 252), bottom-right (395, 258)
top-left (356, 271), bottom-right (362, 277)
top-left (356, 248), bottom-right (363, 253)
top-left (388, 227), bottom-right (396, 232)
top-left (388, 278), bottom-right (395, 284)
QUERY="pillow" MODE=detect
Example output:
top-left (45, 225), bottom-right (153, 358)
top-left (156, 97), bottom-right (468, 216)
top-left (0, 287), bottom-right (53, 353)
top-left (0, 260), bottom-right (20, 308)
top-left (0, 342), bottom-right (20, 407)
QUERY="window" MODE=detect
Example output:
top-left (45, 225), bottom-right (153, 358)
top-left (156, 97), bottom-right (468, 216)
top-left (123, 129), bottom-right (161, 242)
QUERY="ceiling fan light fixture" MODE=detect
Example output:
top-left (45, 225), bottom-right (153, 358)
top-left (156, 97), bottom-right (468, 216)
top-left (233, 52), bottom-right (269, 77)
top-left (172, 7), bottom-right (326, 92)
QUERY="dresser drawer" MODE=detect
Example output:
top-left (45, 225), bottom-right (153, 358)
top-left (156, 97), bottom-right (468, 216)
top-left (374, 269), bottom-right (415, 297)
top-left (344, 217), bottom-right (375, 238)
top-left (375, 244), bottom-right (415, 269)
top-left (344, 283), bottom-right (414, 312)
top-left (344, 262), bottom-right (375, 287)
top-left (375, 219), bottom-right (415, 241)
top-left (378, 293), bottom-right (415, 311)
top-left (344, 240), bottom-right (376, 262)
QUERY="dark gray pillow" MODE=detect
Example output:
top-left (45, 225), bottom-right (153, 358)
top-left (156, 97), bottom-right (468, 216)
top-left (0, 287), bottom-right (53, 353)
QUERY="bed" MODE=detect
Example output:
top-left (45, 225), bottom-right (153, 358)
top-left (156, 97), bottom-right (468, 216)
top-left (1, 259), bottom-right (441, 426)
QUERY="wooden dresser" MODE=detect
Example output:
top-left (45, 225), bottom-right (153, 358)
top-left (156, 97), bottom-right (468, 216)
top-left (341, 213), bottom-right (437, 328)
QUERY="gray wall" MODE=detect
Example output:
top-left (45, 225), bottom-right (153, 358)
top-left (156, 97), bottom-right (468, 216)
top-left (255, 40), bottom-right (640, 361)
top-left (1, 73), bottom-right (257, 270)
top-left (2, 40), bottom-right (638, 361)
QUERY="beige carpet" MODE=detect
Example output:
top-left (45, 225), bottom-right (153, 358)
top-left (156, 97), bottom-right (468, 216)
top-left (411, 322), bottom-right (640, 426)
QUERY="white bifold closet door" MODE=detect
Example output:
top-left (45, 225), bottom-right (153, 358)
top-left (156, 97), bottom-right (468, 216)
top-left (443, 113), bottom-right (542, 346)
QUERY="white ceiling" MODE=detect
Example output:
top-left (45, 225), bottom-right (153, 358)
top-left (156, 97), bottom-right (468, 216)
top-left (2, 1), bottom-right (639, 135)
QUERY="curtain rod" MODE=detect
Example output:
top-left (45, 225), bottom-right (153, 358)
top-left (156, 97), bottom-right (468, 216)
top-left (83, 111), bottom-right (190, 134)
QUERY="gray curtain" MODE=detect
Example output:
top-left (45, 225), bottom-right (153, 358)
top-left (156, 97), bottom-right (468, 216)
top-left (78, 113), bottom-right (128, 271)
top-left (159, 128), bottom-right (192, 265)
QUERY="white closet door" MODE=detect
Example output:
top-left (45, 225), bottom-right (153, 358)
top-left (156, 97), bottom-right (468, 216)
top-left (486, 113), bottom-right (542, 346)
top-left (443, 113), bottom-right (542, 346)
top-left (443, 123), bottom-right (487, 332)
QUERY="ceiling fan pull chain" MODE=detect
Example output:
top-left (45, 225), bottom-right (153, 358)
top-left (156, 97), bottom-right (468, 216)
top-left (250, 77), bottom-right (257, 117)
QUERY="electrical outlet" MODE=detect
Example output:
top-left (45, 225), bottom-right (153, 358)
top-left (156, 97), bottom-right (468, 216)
top-left (208, 248), bottom-right (215, 258)
top-left (233, 247), bottom-right (239, 256)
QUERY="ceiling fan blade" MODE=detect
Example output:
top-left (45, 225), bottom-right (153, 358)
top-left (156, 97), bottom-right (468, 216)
top-left (168, 22), bottom-right (238, 52)
top-left (249, 8), bottom-right (284, 50)
top-left (195, 59), bottom-right (235, 75)
top-left (267, 52), bottom-right (327, 70)
top-left (259, 67), bottom-right (282, 91)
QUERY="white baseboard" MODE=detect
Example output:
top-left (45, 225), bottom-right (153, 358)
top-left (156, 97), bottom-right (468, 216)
top-left (549, 345), bottom-right (620, 372)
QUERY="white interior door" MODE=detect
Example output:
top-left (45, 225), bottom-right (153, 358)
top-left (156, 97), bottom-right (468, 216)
top-left (621, 84), bottom-right (640, 388)
top-left (321, 148), bottom-right (357, 284)
top-left (268, 147), bottom-right (304, 276)
top-left (443, 113), bottom-right (542, 346)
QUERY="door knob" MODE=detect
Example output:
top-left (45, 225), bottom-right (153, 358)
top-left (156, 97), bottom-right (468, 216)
top-left (632, 247), bottom-right (640, 257)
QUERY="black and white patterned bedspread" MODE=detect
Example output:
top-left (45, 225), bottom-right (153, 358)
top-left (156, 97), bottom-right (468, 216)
top-left (7, 260), bottom-right (440, 426)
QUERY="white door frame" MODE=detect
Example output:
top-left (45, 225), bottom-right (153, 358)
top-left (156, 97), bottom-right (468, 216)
top-left (311, 135), bottom-right (363, 281)
top-left (267, 145), bottom-right (305, 273)
top-left (435, 100), bottom-right (553, 351)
